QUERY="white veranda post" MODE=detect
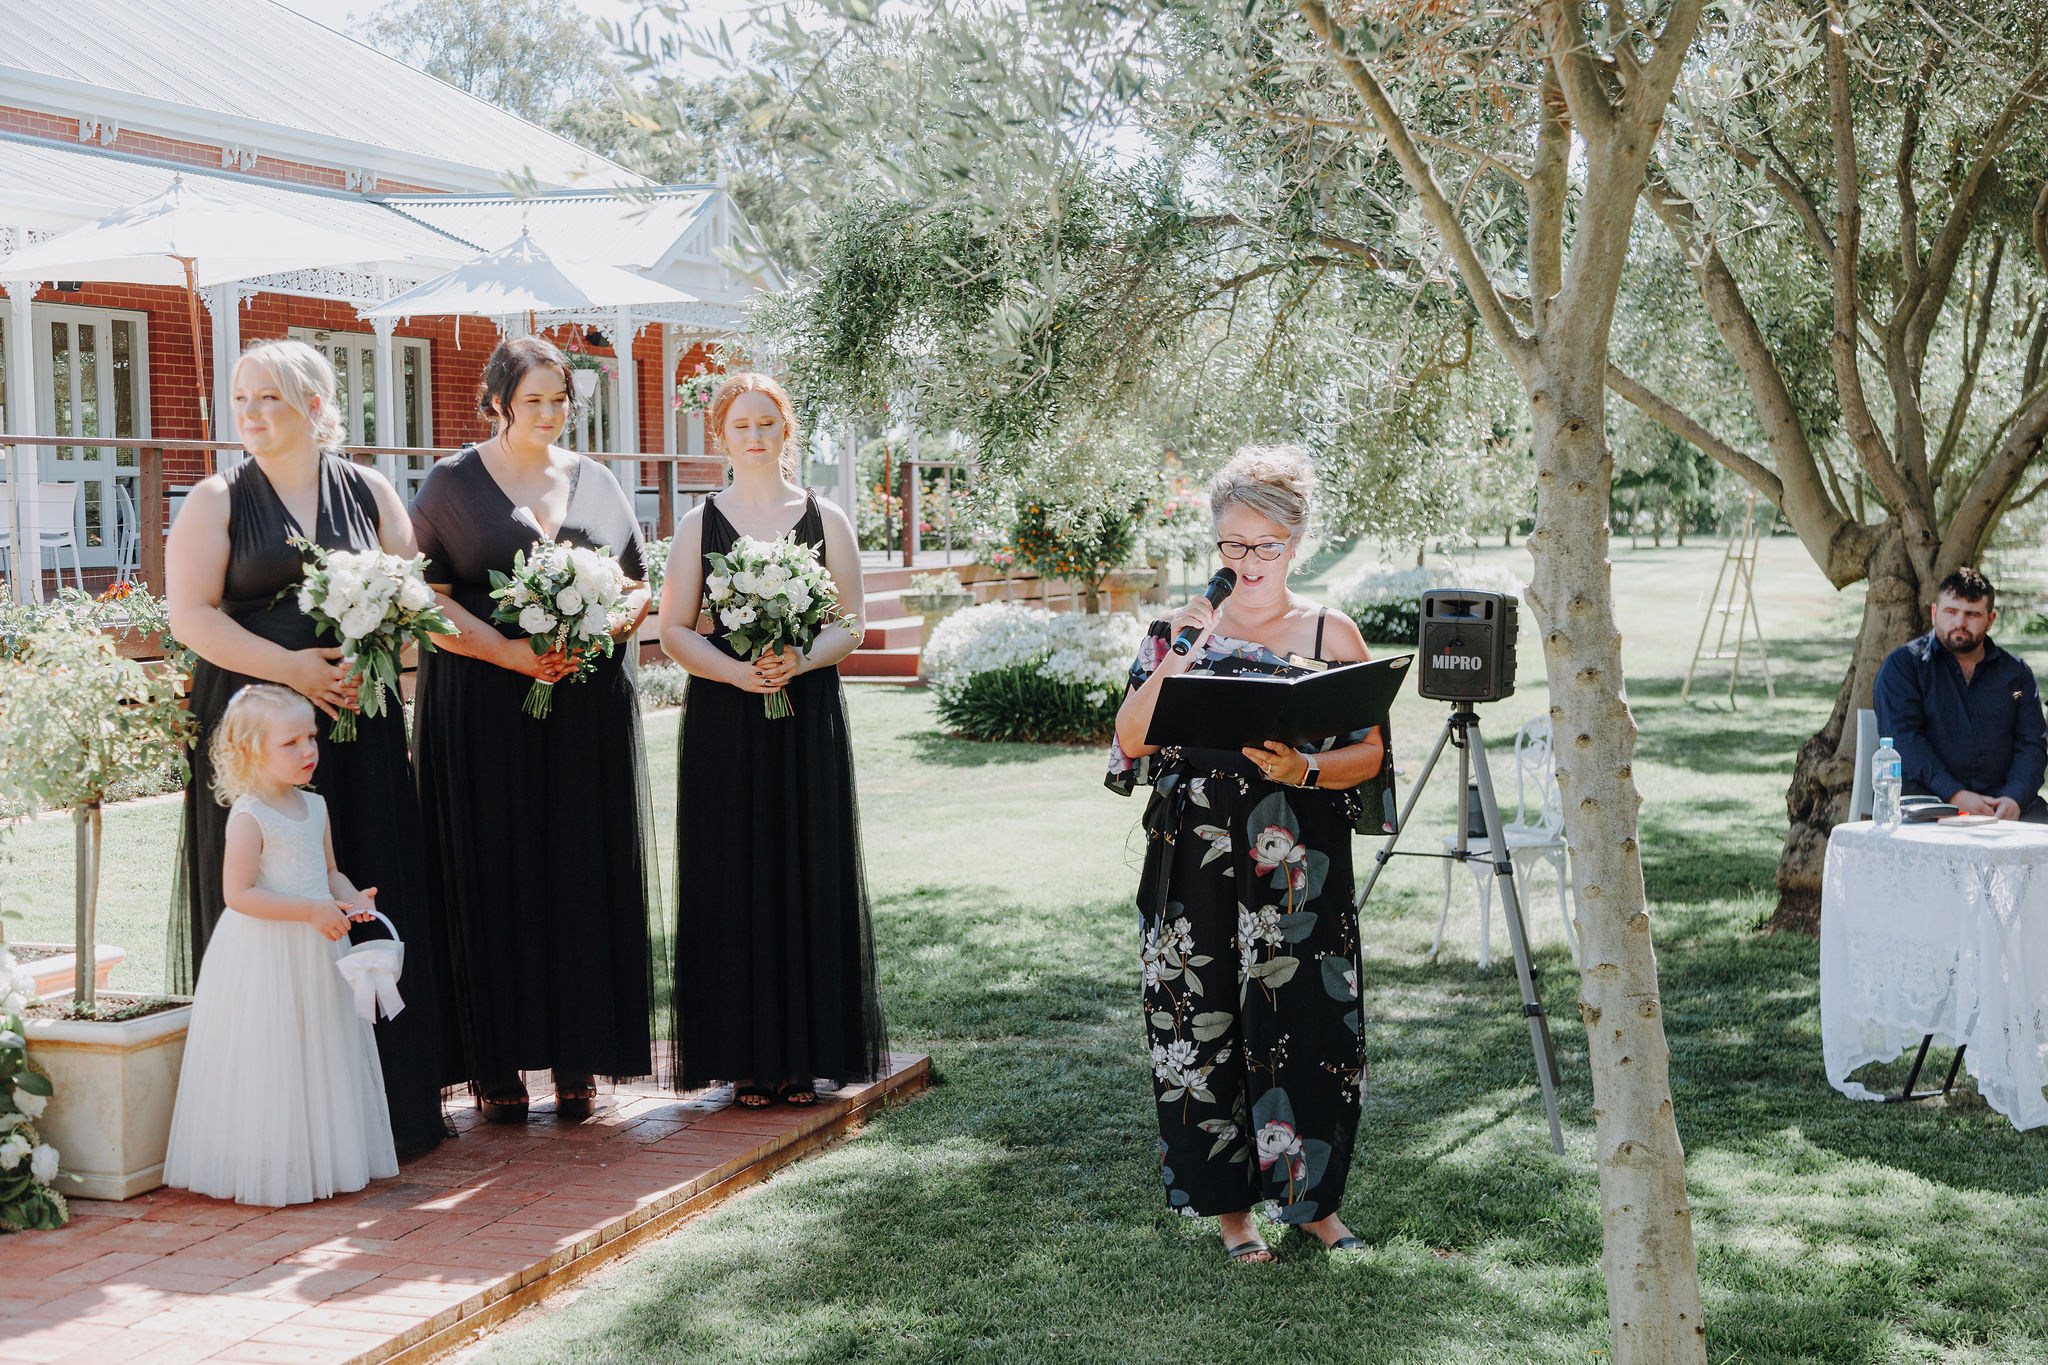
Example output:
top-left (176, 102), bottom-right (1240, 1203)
top-left (4, 274), bottom-right (42, 602)
top-left (370, 318), bottom-right (398, 486)
top-left (659, 324), bottom-right (678, 464)
top-left (611, 306), bottom-right (638, 495)
top-left (208, 284), bottom-right (239, 454)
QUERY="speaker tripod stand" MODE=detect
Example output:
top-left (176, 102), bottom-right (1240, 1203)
top-left (1356, 702), bottom-right (1566, 1153)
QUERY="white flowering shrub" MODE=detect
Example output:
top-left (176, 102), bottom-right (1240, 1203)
top-left (924, 603), bottom-right (1147, 743)
top-left (0, 945), bottom-right (66, 1232)
top-left (1329, 561), bottom-right (1525, 644)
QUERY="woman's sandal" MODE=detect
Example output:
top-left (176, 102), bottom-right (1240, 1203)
top-left (475, 1083), bottom-right (529, 1125)
top-left (733, 1085), bottom-right (776, 1109)
top-left (554, 1074), bottom-right (596, 1121)
top-left (778, 1084), bottom-right (817, 1107)
top-left (1224, 1236), bottom-right (1274, 1264)
top-left (1291, 1225), bottom-right (1365, 1252)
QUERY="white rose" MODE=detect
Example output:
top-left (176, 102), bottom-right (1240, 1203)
top-left (707, 575), bottom-right (733, 603)
top-left (760, 565), bottom-right (791, 592)
top-left (338, 603), bottom-right (384, 641)
top-left (327, 568), bottom-right (365, 604)
top-left (556, 587), bottom-right (585, 615)
top-left (0, 991), bottom-right (23, 1016)
top-left (580, 605), bottom-right (610, 637)
top-left (509, 582), bottom-right (533, 606)
top-left (296, 586), bottom-right (317, 614)
top-left (569, 546), bottom-right (602, 579)
top-left (398, 577), bottom-right (435, 612)
top-left (28, 1142), bottom-right (58, 1184)
top-left (732, 571), bottom-right (760, 596)
top-left (12, 1087), bottom-right (47, 1120)
top-left (518, 605), bottom-right (558, 636)
top-left (0, 1134), bottom-right (27, 1170)
top-left (785, 587), bottom-right (813, 614)
top-left (720, 604), bottom-right (757, 630)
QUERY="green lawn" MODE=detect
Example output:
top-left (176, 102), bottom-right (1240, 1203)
top-left (11, 539), bottom-right (2048, 1362)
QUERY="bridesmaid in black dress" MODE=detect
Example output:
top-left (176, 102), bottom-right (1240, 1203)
top-left (409, 336), bottom-right (661, 1123)
top-left (165, 338), bottom-right (455, 1159)
top-left (658, 372), bottom-right (887, 1107)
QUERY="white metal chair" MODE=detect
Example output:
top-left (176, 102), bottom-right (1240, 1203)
top-left (114, 483), bottom-right (141, 584)
top-left (0, 481), bottom-right (86, 593)
top-left (1848, 707), bottom-right (1879, 820)
top-left (1433, 714), bottom-right (1577, 967)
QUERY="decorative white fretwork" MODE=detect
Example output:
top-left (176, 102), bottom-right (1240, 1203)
top-left (240, 267), bottom-right (432, 304)
top-left (76, 114), bottom-right (119, 147)
top-left (344, 168), bottom-right (380, 193)
top-left (221, 144), bottom-right (259, 172)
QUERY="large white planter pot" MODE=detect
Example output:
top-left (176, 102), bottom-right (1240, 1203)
top-left (10, 942), bottom-right (125, 1001)
top-left (24, 1002), bottom-right (194, 1201)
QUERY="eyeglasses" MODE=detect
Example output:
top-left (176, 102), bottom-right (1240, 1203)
top-left (1216, 538), bottom-right (1291, 562)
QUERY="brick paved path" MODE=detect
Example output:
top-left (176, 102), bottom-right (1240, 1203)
top-left (0, 1055), bottom-right (928, 1364)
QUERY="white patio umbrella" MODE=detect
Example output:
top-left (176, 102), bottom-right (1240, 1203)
top-left (360, 231), bottom-right (699, 322)
top-left (0, 175), bottom-right (420, 427)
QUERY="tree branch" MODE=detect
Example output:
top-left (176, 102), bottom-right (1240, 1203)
top-left (1539, 0), bottom-right (1618, 139)
top-left (1706, 121), bottom-right (1836, 262)
top-left (1528, 68), bottom-right (1569, 331)
top-left (1929, 234), bottom-right (2003, 485)
top-left (1605, 364), bottom-right (1784, 504)
top-left (1295, 0), bottom-right (1532, 371)
top-left (1944, 385), bottom-right (2048, 570)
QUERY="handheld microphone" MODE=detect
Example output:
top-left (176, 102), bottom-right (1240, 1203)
top-left (1172, 567), bottom-right (1237, 655)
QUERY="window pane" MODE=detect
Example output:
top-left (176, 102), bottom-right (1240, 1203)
top-left (112, 321), bottom-right (136, 466)
top-left (403, 344), bottom-right (421, 447)
top-left (360, 346), bottom-right (376, 446)
top-left (83, 480), bottom-right (102, 549)
top-left (50, 321), bottom-right (71, 459)
top-left (78, 322), bottom-right (99, 439)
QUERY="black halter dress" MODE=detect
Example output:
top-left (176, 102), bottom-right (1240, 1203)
top-left (670, 491), bottom-right (888, 1094)
top-left (171, 453), bottom-right (457, 1158)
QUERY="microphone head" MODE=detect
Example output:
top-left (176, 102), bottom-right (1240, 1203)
top-left (1210, 566), bottom-right (1238, 595)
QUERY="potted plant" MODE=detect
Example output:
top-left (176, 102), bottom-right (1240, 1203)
top-left (1009, 498), bottom-right (1152, 614)
top-left (1, 627), bottom-right (197, 1200)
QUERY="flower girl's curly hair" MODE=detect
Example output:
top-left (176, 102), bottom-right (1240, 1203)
top-left (708, 372), bottom-right (801, 483)
top-left (209, 685), bottom-right (316, 806)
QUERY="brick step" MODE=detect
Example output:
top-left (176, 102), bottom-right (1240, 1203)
top-left (840, 646), bottom-right (921, 678)
top-left (859, 616), bottom-right (925, 650)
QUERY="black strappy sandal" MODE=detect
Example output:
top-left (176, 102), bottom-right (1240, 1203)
top-left (778, 1083), bottom-right (817, 1107)
top-left (1224, 1235), bottom-right (1274, 1264)
top-left (475, 1079), bottom-right (529, 1125)
top-left (1291, 1225), bottom-right (1365, 1252)
top-left (733, 1084), bottom-right (775, 1109)
top-left (554, 1072), bottom-right (596, 1121)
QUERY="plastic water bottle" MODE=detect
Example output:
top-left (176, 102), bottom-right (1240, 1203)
top-left (1872, 737), bottom-right (1903, 832)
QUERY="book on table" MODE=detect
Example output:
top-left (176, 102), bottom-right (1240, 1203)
top-left (1143, 655), bottom-right (1412, 752)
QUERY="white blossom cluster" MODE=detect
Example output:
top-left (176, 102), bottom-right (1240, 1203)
top-left (0, 946), bottom-right (59, 1189)
top-left (497, 542), bottom-right (630, 643)
top-left (1328, 561), bottom-right (1524, 615)
top-left (922, 603), bottom-right (1147, 708)
top-left (705, 535), bottom-right (828, 636)
top-left (297, 547), bottom-right (439, 642)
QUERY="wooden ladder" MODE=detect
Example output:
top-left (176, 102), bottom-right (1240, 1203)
top-left (1683, 489), bottom-right (1775, 703)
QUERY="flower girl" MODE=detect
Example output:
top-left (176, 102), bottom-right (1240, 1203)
top-left (164, 684), bottom-right (399, 1206)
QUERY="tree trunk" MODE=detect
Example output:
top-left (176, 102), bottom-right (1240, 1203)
top-left (1769, 521), bottom-right (1923, 931)
top-left (73, 799), bottom-right (102, 1012)
top-left (1525, 358), bottom-right (1707, 1363)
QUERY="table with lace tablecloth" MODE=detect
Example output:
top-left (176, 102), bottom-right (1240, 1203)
top-left (1820, 820), bottom-right (2048, 1130)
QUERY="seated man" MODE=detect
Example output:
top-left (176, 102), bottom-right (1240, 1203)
top-left (1874, 567), bottom-right (2048, 821)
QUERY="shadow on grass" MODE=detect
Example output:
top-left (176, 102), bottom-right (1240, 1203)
top-left (899, 729), bottom-right (1099, 768)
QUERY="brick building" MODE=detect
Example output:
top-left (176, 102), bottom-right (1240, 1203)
top-left (0, 0), bottom-right (770, 590)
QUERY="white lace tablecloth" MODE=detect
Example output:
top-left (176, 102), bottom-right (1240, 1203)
top-left (1820, 821), bottom-right (2048, 1129)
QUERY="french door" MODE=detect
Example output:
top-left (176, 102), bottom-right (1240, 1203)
top-left (291, 327), bottom-right (434, 500)
top-left (35, 304), bottom-right (149, 569)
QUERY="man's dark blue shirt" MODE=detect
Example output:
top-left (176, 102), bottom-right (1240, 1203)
top-left (1873, 633), bottom-right (2047, 803)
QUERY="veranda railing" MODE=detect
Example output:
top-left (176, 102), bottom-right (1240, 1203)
top-left (0, 435), bottom-right (726, 600)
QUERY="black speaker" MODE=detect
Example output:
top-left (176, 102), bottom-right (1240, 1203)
top-left (1416, 589), bottom-right (1518, 703)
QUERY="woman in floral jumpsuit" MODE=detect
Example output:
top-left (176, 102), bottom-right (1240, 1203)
top-left (1110, 447), bottom-right (1385, 1264)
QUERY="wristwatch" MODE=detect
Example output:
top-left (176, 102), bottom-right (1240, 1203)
top-left (1300, 753), bottom-right (1321, 789)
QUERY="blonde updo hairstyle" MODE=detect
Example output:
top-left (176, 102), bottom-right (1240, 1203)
top-left (208, 684), bottom-right (317, 806)
top-left (708, 372), bottom-right (801, 483)
top-left (235, 339), bottom-right (344, 450)
top-left (1208, 445), bottom-right (1316, 560)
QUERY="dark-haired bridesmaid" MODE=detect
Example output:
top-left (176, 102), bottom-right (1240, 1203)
top-left (410, 335), bottom-right (663, 1122)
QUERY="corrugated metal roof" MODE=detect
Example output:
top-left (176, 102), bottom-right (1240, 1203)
top-left (0, 0), bottom-right (641, 190)
top-left (382, 189), bottom-right (718, 270)
top-left (0, 135), bottom-right (478, 268)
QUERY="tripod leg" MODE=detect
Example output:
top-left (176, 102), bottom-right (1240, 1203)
top-left (1467, 718), bottom-right (1568, 1155)
top-left (1355, 717), bottom-right (1459, 911)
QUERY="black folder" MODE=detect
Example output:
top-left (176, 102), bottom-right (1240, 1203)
top-left (1143, 655), bottom-right (1412, 751)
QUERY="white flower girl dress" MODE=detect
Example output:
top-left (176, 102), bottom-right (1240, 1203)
top-left (164, 792), bottom-right (397, 1205)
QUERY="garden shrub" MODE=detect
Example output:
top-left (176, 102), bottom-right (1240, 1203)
top-left (924, 603), bottom-right (1145, 744)
top-left (638, 661), bottom-right (691, 710)
top-left (1329, 562), bottom-right (1524, 645)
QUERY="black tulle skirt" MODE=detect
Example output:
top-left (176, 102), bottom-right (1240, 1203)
top-left (671, 666), bottom-right (887, 1092)
top-left (412, 644), bottom-right (667, 1087)
top-left (173, 658), bottom-right (460, 1158)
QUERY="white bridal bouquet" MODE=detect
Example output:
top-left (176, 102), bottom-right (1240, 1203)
top-left (488, 540), bottom-right (634, 719)
top-left (292, 537), bottom-right (455, 741)
top-left (704, 533), bottom-right (857, 718)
